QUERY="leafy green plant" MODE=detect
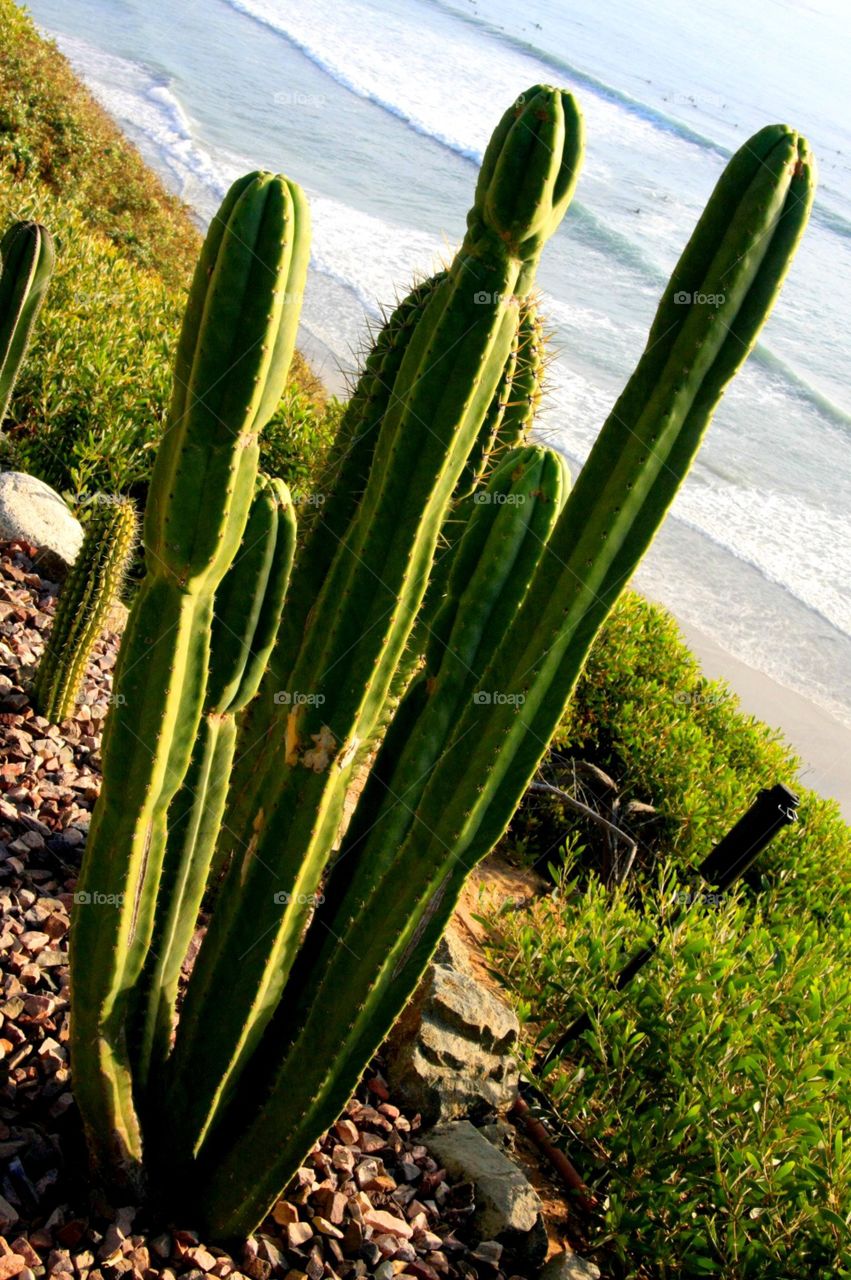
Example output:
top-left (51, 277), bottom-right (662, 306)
top-left (484, 850), bottom-right (851, 1276)
top-left (69, 90), bottom-right (814, 1243)
top-left (0, 3), bottom-right (332, 500)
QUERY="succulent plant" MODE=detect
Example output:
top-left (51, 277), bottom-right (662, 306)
top-left (0, 219), bottom-right (54, 426)
top-left (68, 95), bottom-right (814, 1239)
top-left (32, 496), bottom-right (136, 723)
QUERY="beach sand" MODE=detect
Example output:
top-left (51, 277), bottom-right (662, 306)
top-left (675, 616), bottom-right (851, 821)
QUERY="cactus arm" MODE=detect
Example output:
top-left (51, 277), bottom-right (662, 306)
top-left (69, 173), bottom-right (309, 1187)
top-left (166, 89), bottom-right (584, 1166)
top-left (0, 221), bottom-right (55, 425)
top-left (225, 274), bottom-right (447, 850)
top-left (130, 475), bottom-right (296, 1099)
top-left (33, 497), bottom-right (137, 722)
top-left (189, 125), bottom-right (814, 1237)
top-left (189, 444), bottom-right (567, 1234)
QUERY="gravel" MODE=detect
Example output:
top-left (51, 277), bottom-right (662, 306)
top-left (0, 541), bottom-right (529, 1280)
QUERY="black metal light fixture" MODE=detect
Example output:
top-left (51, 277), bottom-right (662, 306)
top-left (541, 784), bottom-right (799, 1067)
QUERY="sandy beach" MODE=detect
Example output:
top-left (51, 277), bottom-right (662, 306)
top-left (675, 616), bottom-right (851, 821)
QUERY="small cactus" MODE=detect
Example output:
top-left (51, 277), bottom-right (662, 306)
top-left (33, 496), bottom-right (136, 723)
top-left (0, 220), bottom-right (54, 426)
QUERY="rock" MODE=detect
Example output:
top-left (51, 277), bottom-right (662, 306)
top-left (0, 1196), bottom-right (19, 1231)
top-left (0, 474), bottom-right (83, 579)
top-left (0, 1254), bottom-right (25, 1280)
top-left (537, 1252), bottom-right (601, 1280)
top-left (385, 961), bottom-right (519, 1126)
top-left (423, 1121), bottom-right (546, 1268)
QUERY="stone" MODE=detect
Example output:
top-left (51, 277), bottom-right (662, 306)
top-left (423, 1121), bottom-right (546, 1268)
top-left (361, 1209), bottom-right (412, 1240)
top-left (384, 960), bottom-right (519, 1125)
top-left (284, 1223), bottom-right (313, 1251)
top-left (0, 1256), bottom-right (25, 1280)
top-left (536, 1253), bottom-right (601, 1280)
top-left (0, 1198), bottom-right (19, 1232)
top-left (0, 474), bottom-right (83, 579)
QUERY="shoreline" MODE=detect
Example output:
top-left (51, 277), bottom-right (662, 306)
top-left (672, 612), bottom-right (851, 820)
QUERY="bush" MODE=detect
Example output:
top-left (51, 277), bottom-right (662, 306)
top-left (486, 855), bottom-right (851, 1277)
top-left (0, 3), bottom-right (335, 505)
top-left (507, 590), bottom-right (851, 917)
top-left (486, 595), bottom-right (851, 1276)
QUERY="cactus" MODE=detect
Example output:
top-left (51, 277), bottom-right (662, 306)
top-left (33, 496), bottom-right (136, 723)
top-left (68, 91), bottom-right (814, 1239)
top-left (459, 298), bottom-right (545, 497)
top-left (69, 171), bottom-right (310, 1189)
top-left (187, 122), bottom-right (816, 1236)
top-left (131, 473), bottom-right (297, 1102)
top-left (164, 87), bottom-right (584, 1171)
top-left (0, 220), bottom-right (54, 426)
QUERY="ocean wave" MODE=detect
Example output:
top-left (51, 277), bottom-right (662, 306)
top-left (672, 482), bottom-right (851, 638)
top-left (220, 0), bottom-right (484, 164)
top-left (424, 0), bottom-right (731, 158)
top-left (49, 32), bottom-right (235, 206)
top-left (751, 345), bottom-right (851, 434)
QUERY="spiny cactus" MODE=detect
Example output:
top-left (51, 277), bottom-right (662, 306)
top-left (70, 171), bottom-right (310, 1188)
top-left (131, 473), bottom-right (296, 1100)
top-left (33, 496), bottom-right (136, 723)
top-left (460, 298), bottom-right (545, 496)
top-left (0, 220), bottom-right (54, 426)
top-left (69, 92), bottom-right (814, 1239)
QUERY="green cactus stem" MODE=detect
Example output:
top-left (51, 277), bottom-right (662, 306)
top-left (69, 172), bottom-right (310, 1190)
top-left (33, 496), bottom-right (136, 723)
top-left (0, 220), bottom-right (54, 426)
top-left (131, 474), bottom-right (296, 1105)
top-left (165, 87), bottom-right (585, 1169)
top-left (190, 123), bottom-right (815, 1238)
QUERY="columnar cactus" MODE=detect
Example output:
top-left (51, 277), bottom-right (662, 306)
top-left (68, 92), bottom-right (814, 1239)
top-left (69, 171), bottom-right (310, 1188)
top-left (165, 87), bottom-right (585, 1170)
top-left (0, 220), bottom-right (54, 425)
top-left (33, 496), bottom-right (136, 723)
top-left (131, 474), bottom-right (297, 1100)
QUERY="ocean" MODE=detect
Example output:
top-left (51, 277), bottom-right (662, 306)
top-left (17, 0), bottom-right (851, 731)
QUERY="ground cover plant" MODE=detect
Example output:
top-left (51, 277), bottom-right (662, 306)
top-left (486, 593), bottom-right (851, 1276)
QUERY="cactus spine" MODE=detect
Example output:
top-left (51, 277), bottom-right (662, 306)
top-left (68, 91), bottom-right (814, 1238)
top-left (33, 496), bottom-right (136, 723)
top-left (69, 172), bottom-right (310, 1189)
top-left (0, 220), bottom-right (54, 426)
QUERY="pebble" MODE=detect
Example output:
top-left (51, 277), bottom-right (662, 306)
top-left (0, 541), bottom-right (522, 1280)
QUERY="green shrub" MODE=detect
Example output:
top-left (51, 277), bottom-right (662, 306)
top-left (507, 590), bottom-right (851, 917)
top-left (487, 594), bottom-right (851, 1276)
top-left (485, 853), bottom-right (851, 1277)
top-left (0, 2), bottom-right (334, 504)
